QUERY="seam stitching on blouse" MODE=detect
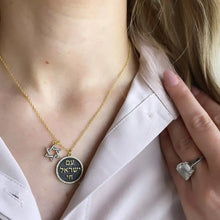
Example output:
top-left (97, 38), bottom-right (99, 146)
top-left (106, 93), bottom-right (155, 137)
top-left (0, 171), bottom-right (26, 189)
top-left (139, 72), bottom-right (175, 119)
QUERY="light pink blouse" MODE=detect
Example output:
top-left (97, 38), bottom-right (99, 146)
top-left (0, 38), bottom-right (186, 220)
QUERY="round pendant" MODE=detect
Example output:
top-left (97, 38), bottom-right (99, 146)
top-left (56, 156), bottom-right (83, 184)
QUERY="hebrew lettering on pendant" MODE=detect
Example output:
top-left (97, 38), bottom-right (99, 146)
top-left (59, 167), bottom-right (69, 173)
top-left (63, 168), bottom-right (69, 173)
top-left (66, 160), bottom-right (74, 166)
top-left (66, 175), bottom-right (73, 180)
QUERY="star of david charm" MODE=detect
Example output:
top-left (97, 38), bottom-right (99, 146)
top-left (45, 144), bottom-right (61, 161)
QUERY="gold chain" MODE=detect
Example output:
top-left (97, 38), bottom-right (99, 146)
top-left (0, 42), bottom-right (131, 156)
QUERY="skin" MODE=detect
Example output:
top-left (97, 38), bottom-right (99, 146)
top-left (161, 70), bottom-right (220, 220)
top-left (0, 0), bottom-right (219, 219)
top-left (0, 0), bottom-right (138, 219)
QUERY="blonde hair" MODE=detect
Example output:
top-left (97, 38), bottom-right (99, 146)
top-left (127, 0), bottom-right (220, 102)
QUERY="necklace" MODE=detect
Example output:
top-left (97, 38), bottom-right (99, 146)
top-left (0, 42), bottom-right (131, 184)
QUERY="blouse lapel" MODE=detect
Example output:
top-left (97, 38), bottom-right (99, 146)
top-left (62, 62), bottom-right (177, 219)
top-left (0, 138), bottom-right (41, 220)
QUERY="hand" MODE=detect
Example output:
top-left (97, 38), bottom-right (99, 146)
top-left (160, 71), bottom-right (220, 220)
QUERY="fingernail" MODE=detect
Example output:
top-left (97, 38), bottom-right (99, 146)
top-left (191, 86), bottom-right (200, 96)
top-left (163, 71), bottom-right (180, 87)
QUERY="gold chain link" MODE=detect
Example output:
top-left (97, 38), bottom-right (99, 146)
top-left (0, 42), bottom-right (131, 156)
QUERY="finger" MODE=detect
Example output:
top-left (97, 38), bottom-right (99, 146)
top-left (167, 118), bottom-right (207, 179)
top-left (192, 87), bottom-right (220, 130)
top-left (167, 117), bottom-right (202, 162)
top-left (163, 71), bottom-right (220, 163)
top-left (160, 129), bottom-right (190, 194)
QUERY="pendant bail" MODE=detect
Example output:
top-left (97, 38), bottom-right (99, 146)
top-left (53, 139), bottom-right (60, 145)
top-left (68, 151), bottom-right (72, 157)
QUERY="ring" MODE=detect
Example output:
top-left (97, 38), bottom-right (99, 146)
top-left (176, 156), bottom-right (204, 181)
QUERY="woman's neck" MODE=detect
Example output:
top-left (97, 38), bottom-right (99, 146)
top-left (0, 0), bottom-right (136, 102)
